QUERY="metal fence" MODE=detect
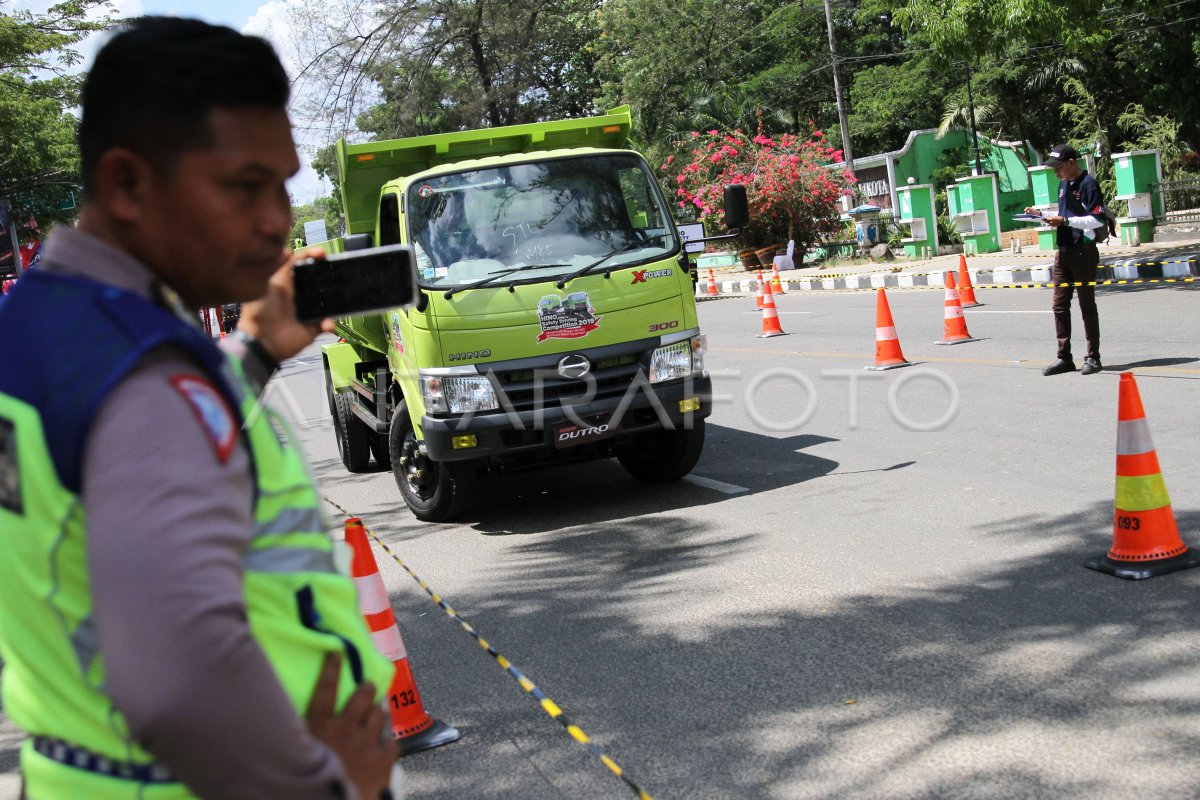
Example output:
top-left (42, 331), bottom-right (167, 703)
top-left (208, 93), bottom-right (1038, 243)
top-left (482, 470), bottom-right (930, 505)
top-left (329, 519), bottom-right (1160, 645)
top-left (1156, 178), bottom-right (1200, 223)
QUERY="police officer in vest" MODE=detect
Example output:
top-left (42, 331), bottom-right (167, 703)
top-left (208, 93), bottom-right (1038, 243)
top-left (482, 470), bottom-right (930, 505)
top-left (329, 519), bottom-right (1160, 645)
top-left (1025, 144), bottom-right (1108, 376)
top-left (0, 17), bottom-right (403, 799)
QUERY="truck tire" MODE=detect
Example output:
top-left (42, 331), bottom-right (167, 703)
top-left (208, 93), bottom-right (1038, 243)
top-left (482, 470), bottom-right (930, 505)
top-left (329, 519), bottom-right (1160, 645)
top-left (617, 419), bottom-right (705, 483)
top-left (370, 436), bottom-right (391, 471)
top-left (334, 392), bottom-right (372, 473)
top-left (388, 400), bottom-right (476, 521)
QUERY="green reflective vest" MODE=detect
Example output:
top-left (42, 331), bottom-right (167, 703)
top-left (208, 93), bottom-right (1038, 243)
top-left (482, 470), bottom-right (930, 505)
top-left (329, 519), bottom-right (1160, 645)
top-left (0, 272), bottom-right (393, 798)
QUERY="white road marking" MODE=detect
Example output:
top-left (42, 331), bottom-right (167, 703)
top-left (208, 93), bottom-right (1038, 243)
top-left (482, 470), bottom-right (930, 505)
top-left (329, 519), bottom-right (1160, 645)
top-left (683, 475), bottom-right (751, 494)
top-left (967, 310), bottom-right (1052, 313)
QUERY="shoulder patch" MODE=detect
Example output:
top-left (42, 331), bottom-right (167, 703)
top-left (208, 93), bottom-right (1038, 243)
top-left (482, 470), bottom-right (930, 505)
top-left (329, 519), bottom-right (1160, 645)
top-left (170, 375), bottom-right (238, 464)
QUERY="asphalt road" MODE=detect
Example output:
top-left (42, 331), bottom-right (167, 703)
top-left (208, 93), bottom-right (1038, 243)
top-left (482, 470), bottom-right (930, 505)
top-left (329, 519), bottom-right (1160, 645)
top-left (4, 280), bottom-right (1200, 799)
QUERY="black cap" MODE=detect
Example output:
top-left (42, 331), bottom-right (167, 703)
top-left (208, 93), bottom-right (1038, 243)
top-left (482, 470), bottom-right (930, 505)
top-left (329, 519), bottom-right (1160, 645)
top-left (1045, 144), bottom-right (1080, 168)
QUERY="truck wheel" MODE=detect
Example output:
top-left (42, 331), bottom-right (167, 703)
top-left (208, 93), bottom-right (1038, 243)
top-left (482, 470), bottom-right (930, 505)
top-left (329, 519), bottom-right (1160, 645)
top-left (388, 401), bottom-right (475, 521)
top-left (334, 393), bottom-right (372, 473)
top-left (617, 419), bottom-right (705, 482)
top-left (324, 363), bottom-right (336, 417)
top-left (370, 436), bottom-right (391, 471)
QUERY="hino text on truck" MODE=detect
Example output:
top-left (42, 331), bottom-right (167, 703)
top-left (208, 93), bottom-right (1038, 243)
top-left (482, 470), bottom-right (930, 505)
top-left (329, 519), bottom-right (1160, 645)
top-left (318, 105), bottom-right (748, 521)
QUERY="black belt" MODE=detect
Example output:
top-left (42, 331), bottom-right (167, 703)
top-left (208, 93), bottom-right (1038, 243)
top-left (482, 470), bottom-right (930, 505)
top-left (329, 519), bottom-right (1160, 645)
top-left (31, 736), bottom-right (177, 784)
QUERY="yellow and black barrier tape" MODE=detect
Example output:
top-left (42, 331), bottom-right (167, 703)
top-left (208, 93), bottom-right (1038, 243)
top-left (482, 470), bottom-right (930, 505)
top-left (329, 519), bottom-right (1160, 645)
top-left (781, 276), bottom-right (1200, 292)
top-left (322, 500), bottom-right (654, 800)
top-left (780, 256), bottom-right (1199, 285)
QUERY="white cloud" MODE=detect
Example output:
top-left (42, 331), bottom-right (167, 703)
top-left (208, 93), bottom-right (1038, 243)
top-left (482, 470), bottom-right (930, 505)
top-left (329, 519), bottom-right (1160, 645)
top-left (243, 1), bottom-right (332, 204)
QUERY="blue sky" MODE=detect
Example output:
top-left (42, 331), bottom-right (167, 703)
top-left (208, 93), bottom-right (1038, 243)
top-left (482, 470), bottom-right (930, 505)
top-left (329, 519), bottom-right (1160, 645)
top-left (14, 0), bottom-right (330, 202)
top-left (134, 0), bottom-right (268, 28)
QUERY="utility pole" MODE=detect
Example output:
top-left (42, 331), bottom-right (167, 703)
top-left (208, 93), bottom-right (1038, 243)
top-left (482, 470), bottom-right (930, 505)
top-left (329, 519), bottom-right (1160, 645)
top-left (965, 61), bottom-right (982, 176)
top-left (823, 0), bottom-right (854, 177)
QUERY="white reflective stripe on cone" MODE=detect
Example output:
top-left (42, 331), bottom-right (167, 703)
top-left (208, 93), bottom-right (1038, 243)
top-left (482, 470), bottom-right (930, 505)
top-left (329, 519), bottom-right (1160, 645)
top-left (944, 306), bottom-right (964, 319)
top-left (1117, 418), bottom-right (1155, 455)
top-left (354, 574), bottom-right (392, 616)
top-left (371, 623), bottom-right (408, 662)
top-left (876, 326), bottom-right (897, 341)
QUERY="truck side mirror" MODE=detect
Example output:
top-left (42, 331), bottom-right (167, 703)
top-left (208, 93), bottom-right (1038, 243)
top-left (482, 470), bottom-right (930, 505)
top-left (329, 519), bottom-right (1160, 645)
top-left (723, 184), bottom-right (749, 231)
top-left (342, 233), bottom-right (373, 251)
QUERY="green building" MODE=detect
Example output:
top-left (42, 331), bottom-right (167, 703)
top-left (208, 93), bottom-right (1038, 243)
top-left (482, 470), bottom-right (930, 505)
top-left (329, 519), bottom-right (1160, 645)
top-left (843, 129), bottom-right (1041, 243)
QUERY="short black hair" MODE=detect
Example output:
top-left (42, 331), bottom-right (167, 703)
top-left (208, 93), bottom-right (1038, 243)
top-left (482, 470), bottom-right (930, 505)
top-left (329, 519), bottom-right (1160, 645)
top-left (79, 17), bottom-right (291, 193)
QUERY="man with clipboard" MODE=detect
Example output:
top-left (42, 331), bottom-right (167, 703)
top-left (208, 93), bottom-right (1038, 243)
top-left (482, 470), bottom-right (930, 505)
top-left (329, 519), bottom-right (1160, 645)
top-left (1025, 144), bottom-right (1109, 376)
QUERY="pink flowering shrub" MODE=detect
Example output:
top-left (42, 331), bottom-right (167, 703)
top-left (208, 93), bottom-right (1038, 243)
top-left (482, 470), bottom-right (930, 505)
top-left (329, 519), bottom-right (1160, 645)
top-left (663, 122), bottom-right (855, 263)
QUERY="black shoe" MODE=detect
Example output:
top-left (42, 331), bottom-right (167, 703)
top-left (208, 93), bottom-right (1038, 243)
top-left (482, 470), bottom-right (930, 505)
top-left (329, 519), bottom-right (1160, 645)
top-left (1042, 358), bottom-right (1077, 376)
top-left (1081, 357), bottom-right (1102, 375)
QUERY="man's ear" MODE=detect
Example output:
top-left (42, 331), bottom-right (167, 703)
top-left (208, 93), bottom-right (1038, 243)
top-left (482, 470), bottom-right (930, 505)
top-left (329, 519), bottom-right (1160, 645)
top-left (91, 148), bottom-right (157, 224)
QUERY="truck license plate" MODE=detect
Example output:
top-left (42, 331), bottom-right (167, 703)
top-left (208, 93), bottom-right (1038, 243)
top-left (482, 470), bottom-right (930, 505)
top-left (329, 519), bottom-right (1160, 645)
top-left (552, 416), bottom-right (614, 449)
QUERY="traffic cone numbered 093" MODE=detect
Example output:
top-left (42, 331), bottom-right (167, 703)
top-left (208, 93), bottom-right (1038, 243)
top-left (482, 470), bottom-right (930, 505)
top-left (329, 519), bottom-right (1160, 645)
top-left (1084, 373), bottom-right (1199, 579)
top-left (935, 271), bottom-right (977, 345)
top-left (866, 288), bottom-right (910, 370)
top-left (344, 518), bottom-right (461, 754)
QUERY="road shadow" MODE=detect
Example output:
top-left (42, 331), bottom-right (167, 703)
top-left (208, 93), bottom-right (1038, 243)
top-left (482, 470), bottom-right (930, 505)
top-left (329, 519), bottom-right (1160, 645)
top-left (387, 503), bottom-right (1200, 799)
top-left (305, 423), bottom-right (842, 536)
top-left (1104, 357), bottom-right (1200, 371)
top-left (458, 426), bottom-right (841, 535)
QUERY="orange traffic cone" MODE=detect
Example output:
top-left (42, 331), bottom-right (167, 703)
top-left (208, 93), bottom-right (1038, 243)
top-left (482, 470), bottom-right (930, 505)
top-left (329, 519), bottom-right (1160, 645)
top-left (866, 288), bottom-right (910, 370)
top-left (706, 269), bottom-right (718, 296)
top-left (755, 270), bottom-right (765, 309)
top-left (344, 518), bottom-right (461, 754)
top-left (1084, 374), bottom-right (1199, 579)
top-left (956, 254), bottom-right (982, 307)
top-left (758, 279), bottom-right (787, 338)
top-left (771, 263), bottom-right (784, 294)
top-left (935, 271), bottom-right (977, 345)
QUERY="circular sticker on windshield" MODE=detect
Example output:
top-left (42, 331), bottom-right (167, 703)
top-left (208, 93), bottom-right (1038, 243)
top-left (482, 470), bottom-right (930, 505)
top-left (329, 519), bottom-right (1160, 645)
top-left (417, 185), bottom-right (434, 198)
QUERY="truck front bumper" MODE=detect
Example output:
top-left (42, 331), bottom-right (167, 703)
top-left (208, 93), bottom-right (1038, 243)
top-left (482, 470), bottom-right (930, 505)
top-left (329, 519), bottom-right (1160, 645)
top-left (422, 373), bottom-right (712, 461)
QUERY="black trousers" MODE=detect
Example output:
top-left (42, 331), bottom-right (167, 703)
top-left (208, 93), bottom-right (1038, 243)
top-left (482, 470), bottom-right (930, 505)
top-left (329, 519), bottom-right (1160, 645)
top-left (1052, 244), bottom-right (1100, 361)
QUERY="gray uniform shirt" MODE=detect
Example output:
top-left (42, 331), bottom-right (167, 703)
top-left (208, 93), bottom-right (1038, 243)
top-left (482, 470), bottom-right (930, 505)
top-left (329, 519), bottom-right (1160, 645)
top-left (43, 229), bottom-right (359, 800)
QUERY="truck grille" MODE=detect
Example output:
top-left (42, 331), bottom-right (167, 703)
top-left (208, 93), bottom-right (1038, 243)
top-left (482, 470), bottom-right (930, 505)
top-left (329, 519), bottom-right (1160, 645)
top-left (487, 353), bottom-right (643, 413)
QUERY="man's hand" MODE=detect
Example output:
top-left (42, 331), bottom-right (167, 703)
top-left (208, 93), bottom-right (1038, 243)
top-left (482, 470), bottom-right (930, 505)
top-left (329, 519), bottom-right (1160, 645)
top-left (306, 653), bottom-right (399, 799)
top-left (236, 247), bottom-right (335, 362)
top-left (1042, 215), bottom-right (1065, 227)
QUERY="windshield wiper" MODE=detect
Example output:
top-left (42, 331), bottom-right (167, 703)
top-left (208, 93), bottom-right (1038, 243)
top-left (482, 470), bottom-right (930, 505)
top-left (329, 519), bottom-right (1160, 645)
top-left (443, 263), bottom-right (570, 298)
top-left (554, 235), bottom-right (669, 289)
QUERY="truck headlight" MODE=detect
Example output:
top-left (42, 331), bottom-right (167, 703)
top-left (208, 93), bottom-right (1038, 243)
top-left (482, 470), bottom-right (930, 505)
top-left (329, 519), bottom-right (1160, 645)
top-left (649, 335), bottom-right (704, 383)
top-left (420, 375), bottom-right (499, 414)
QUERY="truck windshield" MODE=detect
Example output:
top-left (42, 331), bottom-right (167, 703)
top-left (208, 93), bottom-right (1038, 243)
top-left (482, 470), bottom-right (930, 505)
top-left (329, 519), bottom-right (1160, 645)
top-left (406, 153), bottom-right (677, 287)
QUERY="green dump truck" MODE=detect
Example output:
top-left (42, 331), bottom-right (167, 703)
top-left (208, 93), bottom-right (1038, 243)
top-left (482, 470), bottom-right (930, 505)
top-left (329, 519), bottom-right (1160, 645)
top-left (320, 105), bottom-right (741, 521)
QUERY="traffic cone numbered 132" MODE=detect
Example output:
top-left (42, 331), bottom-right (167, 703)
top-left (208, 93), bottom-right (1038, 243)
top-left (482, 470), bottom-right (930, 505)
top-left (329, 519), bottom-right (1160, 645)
top-left (344, 517), bottom-right (462, 754)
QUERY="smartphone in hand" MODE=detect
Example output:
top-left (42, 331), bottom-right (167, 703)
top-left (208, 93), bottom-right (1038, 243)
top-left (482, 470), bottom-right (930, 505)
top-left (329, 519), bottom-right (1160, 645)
top-left (293, 244), bottom-right (419, 321)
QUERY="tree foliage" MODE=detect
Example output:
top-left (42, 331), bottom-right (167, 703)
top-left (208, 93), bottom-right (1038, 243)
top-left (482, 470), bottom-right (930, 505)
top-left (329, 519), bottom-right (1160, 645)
top-left (284, 0), bottom-right (1198, 233)
top-left (0, 1), bottom-right (109, 227)
top-left (669, 123), bottom-right (854, 259)
top-left (289, 195), bottom-right (342, 248)
top-left (289, 0), bottom-right (601, 144)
